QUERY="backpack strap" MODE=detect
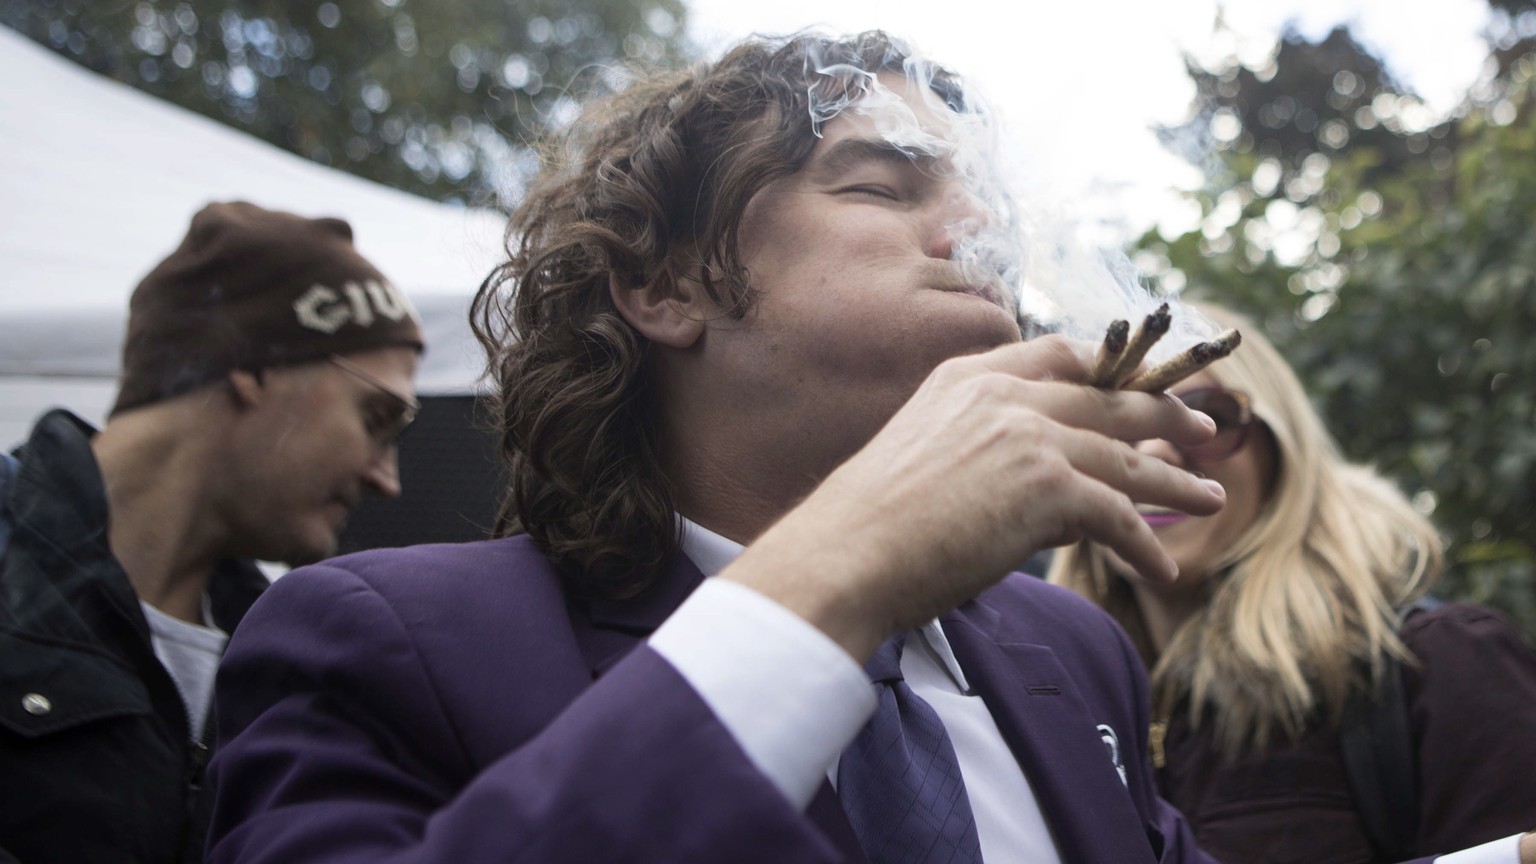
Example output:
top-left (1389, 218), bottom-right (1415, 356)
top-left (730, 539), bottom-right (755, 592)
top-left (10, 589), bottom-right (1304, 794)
top-left (1338, 597), bottom-right (1443, 860)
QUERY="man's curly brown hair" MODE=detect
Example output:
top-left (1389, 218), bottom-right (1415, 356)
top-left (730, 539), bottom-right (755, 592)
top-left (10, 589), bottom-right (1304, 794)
top-left (471, 31), bottom-right (963, 600)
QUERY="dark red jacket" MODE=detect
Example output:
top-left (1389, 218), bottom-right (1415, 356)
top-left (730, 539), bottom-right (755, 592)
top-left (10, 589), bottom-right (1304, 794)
top-left (1158, 603), bottom-right (1536, 864)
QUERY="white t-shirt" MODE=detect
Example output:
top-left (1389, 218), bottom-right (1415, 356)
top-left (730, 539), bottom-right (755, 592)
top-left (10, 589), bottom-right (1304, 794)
top-left (141, 596), bottom-right (228, 742)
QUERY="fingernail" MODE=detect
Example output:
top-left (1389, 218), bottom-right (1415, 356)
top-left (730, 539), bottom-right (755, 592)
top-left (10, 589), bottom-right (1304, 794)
top-left (1194, 410), bottom-right (1216, 431)
top-left (1201, 478), bottom-right (1225, 497)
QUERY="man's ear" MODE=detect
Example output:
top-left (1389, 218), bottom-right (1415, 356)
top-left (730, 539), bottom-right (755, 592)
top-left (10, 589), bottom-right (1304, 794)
top-left (226, 368), bottom-right (266, 410)
top-left (609, 265), bottom-right (706, 350)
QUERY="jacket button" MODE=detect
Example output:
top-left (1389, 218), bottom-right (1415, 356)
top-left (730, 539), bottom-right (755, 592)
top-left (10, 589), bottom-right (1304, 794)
top-left (21, 693), bottom-right (52, 716)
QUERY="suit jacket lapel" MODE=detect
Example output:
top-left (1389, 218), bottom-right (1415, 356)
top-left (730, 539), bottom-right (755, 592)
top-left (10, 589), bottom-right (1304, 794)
top-left (807, 780), bottom-right (869, 863)
top-left (943, 603), bottom-right (1156, 863)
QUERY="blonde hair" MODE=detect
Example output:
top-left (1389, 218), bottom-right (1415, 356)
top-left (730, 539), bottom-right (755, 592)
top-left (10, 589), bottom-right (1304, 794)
top-left (1048, 303), bottom-right (1442, 758)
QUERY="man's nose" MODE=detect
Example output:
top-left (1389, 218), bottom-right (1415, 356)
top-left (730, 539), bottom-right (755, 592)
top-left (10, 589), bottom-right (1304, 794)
top-left (925, 188), bottom-right (993, 260)
top-left (363, 447), bottom-right (404, 499)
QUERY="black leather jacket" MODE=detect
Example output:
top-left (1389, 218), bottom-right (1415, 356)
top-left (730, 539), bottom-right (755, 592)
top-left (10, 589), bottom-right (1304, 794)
top-left (0, 411), bottom-right (267, 864)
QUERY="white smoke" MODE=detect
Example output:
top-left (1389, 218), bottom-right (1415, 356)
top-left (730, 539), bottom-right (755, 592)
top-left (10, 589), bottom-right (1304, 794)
top-left (806, 37), bottom-right (1216, 362)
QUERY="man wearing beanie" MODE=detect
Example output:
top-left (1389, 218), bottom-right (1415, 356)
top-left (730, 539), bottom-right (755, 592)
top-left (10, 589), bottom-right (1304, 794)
top-left (0, 201), bottom-right (424, 864)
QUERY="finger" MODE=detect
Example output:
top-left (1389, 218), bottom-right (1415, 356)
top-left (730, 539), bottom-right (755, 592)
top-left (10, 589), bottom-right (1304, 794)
top-left (1056, 429), bottom-right (1227, 518)
top-left (1054, 475), bottom-right (1181, 583)
top-left (998, 379), bottom-right (1218, 447)
top-left (964, 335), bottom-right (1099, 384)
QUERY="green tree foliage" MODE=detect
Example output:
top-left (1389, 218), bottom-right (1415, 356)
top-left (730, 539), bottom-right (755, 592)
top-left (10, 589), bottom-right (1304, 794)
top-left (1161, 27), bottom-right (1439, 203)
top-left (0, 0), bottom-right (689, 206)
top-left (1141, 15), bottom-right (1536, 639)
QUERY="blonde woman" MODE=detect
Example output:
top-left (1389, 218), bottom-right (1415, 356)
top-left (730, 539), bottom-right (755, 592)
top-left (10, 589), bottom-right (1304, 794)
top-left (1049, 304), bottom-right (1536, 864)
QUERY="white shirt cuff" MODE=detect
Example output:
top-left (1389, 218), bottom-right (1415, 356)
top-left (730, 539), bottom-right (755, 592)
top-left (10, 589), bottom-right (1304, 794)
top-left (649, 578), bottom-right (876, 809)
top-left (1435, 833), bottom-right (1524, 864)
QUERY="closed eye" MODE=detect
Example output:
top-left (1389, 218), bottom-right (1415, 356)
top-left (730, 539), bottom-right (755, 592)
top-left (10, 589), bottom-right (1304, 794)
top-left (364, 401), bottom-right (414, 445)
top-left (840, 185), bottom-right (902, 201)
top-left (366, 410), bottom-right (391, 436)
top-left (365, 409), bottom-right (395, 440)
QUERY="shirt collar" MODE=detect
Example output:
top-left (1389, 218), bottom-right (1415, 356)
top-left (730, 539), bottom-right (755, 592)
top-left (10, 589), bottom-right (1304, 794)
top-left (677, 516), bottom-right (742, 578)
top-left (914, 619), bottom-right (972, 693)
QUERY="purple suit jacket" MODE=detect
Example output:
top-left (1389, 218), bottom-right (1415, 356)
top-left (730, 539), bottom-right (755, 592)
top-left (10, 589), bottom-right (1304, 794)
top-left (208, 536), bottom-right (1214, 863)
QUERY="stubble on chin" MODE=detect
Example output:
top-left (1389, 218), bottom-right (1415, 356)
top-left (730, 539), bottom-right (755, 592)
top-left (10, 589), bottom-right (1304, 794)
top-left (279, 530), bottom-right (341, 568)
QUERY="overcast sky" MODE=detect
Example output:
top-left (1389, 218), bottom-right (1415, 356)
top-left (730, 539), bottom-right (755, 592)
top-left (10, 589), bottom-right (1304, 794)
top-left (681, 0), bottom-right (1498, 236)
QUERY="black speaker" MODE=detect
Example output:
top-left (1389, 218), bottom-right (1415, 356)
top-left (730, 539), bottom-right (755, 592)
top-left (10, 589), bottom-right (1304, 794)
top-left (336, 395), bottom-right (506, 552)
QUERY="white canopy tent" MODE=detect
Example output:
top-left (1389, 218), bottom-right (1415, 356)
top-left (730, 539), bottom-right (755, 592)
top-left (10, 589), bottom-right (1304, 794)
top-left (0, 25), bottom-right (510, 449)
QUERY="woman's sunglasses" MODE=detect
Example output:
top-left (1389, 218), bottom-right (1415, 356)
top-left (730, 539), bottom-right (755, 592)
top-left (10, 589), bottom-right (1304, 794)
top-left (1173, 387), bottom-right (1255, 463)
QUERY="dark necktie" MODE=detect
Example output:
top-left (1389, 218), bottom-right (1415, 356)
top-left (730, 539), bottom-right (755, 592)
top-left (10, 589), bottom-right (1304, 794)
top-left (836, 632), bottom-right (984, 864)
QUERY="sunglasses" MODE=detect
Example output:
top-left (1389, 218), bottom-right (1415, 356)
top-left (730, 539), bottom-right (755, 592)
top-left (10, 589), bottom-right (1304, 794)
top-left (1173, 387), bottom-right (1255, 464)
